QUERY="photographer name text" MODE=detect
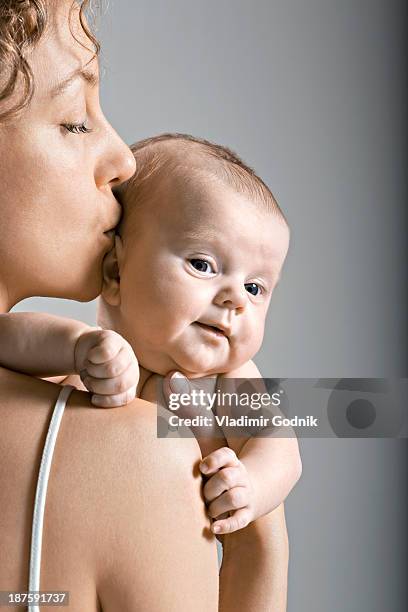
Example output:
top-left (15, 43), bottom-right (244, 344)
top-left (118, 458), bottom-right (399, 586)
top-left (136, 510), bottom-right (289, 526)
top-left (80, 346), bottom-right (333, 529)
top-left (168, 414), bottom-right (319, 428)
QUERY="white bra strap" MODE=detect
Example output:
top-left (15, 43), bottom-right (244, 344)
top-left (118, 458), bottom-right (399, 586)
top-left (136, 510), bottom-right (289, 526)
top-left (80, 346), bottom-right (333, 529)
top-left (28, 385), bottom-right (75, 611)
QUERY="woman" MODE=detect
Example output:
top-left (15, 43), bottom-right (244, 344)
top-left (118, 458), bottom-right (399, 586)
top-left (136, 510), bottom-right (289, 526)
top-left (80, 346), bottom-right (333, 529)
top-left (0, 1), bottom-right (288, 610)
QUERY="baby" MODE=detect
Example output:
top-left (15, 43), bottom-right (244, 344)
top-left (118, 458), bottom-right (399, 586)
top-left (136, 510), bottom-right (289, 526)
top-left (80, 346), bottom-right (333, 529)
top-left (0, 133), bottom-right (301, 535)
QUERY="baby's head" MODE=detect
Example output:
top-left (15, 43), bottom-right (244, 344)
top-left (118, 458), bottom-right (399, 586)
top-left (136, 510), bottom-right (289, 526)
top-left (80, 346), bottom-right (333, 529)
top-left (99, 134), bottom-right (290, 378)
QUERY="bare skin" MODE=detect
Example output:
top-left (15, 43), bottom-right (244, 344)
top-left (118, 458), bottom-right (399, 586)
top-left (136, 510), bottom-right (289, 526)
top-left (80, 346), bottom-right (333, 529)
top-left (0, 313), bottom-right (140, 407)
top-left (0, 140), bottom-right (295, 607)
top-left (64, 371), bottom-right (290, 612)
top-left (218, 508), bottom-right (289, 611)
top-left (101, 174), bottom-right (290, 378)
top-left (0, 3), bottom-right (135, 308)
top-left (0, 368), bottom-right (219, 611)
top-left (98, 161), bottom-right (296, 609)
top-left (98, 171), bottom-right (301, 532)
top-left (0, 2), bottom-right (219, 609)
top-left (0, 164), bottom-right (301, 537)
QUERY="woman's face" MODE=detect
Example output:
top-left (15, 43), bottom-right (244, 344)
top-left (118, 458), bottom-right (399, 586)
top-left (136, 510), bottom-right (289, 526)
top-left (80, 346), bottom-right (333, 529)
top-left (0, 2), bottom-right (136, 309)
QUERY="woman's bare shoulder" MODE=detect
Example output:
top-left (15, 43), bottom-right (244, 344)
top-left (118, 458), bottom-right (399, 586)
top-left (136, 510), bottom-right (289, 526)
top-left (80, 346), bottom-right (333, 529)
top-left (0, 365), bottom-right (61, 404)
top-left (0, 365), bottom-right (202, 476)
top-left (0, 367), bottom-right (217, 610)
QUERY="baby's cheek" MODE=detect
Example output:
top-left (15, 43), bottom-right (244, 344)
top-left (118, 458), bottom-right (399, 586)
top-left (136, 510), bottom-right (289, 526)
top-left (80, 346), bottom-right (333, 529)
top-left (227, 338), bottom-right (256, 371)
top-left (241, 320), bottom-right (265, 360)
top-left (151, 265), bottom-right (189, 304)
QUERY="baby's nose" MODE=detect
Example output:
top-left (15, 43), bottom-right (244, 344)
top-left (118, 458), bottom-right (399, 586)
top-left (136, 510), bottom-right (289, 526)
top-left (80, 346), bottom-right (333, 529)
top-left (214, 284), bottom-right (247, 311)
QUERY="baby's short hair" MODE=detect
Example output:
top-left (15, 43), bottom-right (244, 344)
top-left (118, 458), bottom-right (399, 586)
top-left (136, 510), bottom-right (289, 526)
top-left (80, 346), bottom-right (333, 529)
top-left (117, 133), bottom-right (287, 232)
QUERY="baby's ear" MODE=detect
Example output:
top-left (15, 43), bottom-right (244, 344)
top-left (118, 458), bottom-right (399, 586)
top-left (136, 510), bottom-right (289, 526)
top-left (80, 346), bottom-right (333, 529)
top-left (101, 235), bottom-right (123, 306)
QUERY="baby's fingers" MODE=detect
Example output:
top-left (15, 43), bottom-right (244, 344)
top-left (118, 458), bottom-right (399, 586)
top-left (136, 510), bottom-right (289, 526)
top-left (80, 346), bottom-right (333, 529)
top-left (200, 447), bottom-right (240, 476)
top-left (211, 508), bottom-right (251, 535)
top-left (84, 346), bottom-right (136, 379)
top-left (207, 486), bottom-right (249, 519)
top-left (87, 333), bottom-right (123, 364)
top-left (82, 364), bottom-right (138, 398)
top-left (91, 386), bottom-right (137, 408)
top-left (203, 466), bottom-right (247, 503)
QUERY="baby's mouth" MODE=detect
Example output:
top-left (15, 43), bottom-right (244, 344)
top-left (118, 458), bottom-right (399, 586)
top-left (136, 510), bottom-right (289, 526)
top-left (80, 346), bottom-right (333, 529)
top-left (194, 321), bottom-right (231, 339)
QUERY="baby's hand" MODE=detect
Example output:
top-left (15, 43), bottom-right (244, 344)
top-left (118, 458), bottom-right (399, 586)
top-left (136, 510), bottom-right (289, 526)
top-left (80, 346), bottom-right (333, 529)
top-left (200, 447), bottom-right (255, 535)
top-left (74, 329), bottom-right (139, 407)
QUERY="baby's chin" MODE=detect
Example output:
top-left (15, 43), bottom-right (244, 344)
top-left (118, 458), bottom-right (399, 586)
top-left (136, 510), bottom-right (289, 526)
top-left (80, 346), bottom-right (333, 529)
top-left (137, 340), bottom-right (249, 378)
top-left (165, 346), bottom-right (239, 379)
top-left (136, 350), bottom-right (221, 378)
top-left (174, 363), bottom-right (229, 379)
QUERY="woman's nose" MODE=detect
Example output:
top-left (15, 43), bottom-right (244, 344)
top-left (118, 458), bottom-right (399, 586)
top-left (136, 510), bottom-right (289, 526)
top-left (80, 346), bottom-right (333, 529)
top-left (95, 125), bottom-right (136, 189)
top-left (213, 283), bottom-right (247, 312)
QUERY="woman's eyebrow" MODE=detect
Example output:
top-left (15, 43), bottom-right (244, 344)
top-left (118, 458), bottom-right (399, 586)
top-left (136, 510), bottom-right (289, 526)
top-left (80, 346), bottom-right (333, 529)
top-left (49, 66), bottom-right (99, 98)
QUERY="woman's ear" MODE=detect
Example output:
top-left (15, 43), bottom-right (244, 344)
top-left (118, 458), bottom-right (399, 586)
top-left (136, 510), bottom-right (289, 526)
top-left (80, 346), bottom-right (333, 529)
top-left (101, 235), bottom-right (123, 306)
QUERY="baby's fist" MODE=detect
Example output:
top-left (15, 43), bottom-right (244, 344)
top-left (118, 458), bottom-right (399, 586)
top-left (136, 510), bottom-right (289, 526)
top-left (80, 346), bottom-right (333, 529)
top-left (74, 329), bottom-right (139, 407)
top-left (200, 447), bottom-right (255, 535)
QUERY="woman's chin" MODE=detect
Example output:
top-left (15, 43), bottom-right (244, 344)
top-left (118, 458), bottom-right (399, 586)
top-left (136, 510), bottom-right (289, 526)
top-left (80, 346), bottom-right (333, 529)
top-left (69, 278), bottom-right (102, 303)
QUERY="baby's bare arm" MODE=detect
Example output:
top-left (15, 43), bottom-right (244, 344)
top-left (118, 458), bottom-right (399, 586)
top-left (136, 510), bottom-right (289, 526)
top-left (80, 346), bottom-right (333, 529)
top-left (0, 313), bottom-right (139, 407)
top-left (147, 367), bottom-right (301, 530)
top-left (156, 372), bottom-right (290, 611)
top-left (201, 360), bottom-right (302, 533)
top-left (0, 312), bottom-right (89, 376)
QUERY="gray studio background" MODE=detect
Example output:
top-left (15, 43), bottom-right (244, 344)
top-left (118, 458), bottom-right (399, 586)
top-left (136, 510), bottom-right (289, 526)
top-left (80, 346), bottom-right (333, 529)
top-left (13, 1), bottom-right (407, 610)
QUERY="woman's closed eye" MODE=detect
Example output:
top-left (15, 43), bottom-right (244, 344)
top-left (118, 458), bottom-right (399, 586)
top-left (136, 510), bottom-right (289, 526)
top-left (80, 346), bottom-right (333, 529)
top-left (61, 121), bottom-right (93, 135)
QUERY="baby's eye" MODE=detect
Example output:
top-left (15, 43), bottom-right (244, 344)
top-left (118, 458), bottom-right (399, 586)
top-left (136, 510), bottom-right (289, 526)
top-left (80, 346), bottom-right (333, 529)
top-left (189, 258), bottom-right (215, 274)
top-left (245, 282), bottom-right (262, 296)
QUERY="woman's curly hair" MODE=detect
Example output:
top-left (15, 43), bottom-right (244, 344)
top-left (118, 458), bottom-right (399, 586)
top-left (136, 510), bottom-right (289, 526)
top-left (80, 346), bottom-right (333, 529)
top-left (0, 0), bottom-right (99, 122)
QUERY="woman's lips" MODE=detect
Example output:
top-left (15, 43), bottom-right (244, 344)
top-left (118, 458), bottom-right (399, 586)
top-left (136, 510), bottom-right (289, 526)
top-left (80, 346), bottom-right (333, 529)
top-left (102, 230), bottom-right (116, 252)
top-left (103, 229), bottom-right (116, 246)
